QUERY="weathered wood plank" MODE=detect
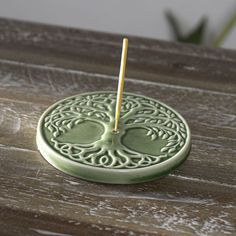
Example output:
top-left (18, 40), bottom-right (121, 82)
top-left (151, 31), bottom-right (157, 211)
top-left (0, 60), bottom-right (236, 140)
top-left (0, 147), bottom-right (235, 235)
top-left (0, 18), bottom-right (236, 93)
top-left (0, 60), bottom-right (235, 185)
top-left (0, 207), bottom-right (149, 236)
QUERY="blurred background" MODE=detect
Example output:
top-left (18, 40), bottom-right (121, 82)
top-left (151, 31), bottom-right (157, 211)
top-left (0, 0), bottom-right (236, 49)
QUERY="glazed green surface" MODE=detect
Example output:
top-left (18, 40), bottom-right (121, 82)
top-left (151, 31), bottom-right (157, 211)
top-left (122, 128), bottom-right (168, 156)
top-left (57, 121), bottom-right (104, 144)
top-left (37, 91), bottom-right (191, 183)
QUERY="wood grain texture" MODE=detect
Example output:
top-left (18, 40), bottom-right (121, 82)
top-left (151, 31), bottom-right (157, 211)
top-left (0, 18), bottom-right (235, 236)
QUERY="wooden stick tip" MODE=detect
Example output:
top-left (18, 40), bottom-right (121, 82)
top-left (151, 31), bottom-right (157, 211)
top-left (123, 38), bottom-right (128, 44)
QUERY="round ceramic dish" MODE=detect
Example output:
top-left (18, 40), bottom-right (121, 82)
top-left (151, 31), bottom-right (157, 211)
top-left (36, 91), bottom-right (191, 184)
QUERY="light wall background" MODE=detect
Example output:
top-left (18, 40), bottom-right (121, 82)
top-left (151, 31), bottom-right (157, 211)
top-left (0, 0), bottom-right (236, 49)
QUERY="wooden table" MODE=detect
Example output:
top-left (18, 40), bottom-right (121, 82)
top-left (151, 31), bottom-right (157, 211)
top-left (0, 18), bottom-right (235, 236)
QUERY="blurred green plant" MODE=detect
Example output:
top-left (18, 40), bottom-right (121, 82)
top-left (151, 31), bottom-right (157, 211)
top-left (165, 10), bottom-right (236, 47)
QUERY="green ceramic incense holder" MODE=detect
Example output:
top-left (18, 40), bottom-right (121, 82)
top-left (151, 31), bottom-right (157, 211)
top-left (36, 91), bottom-right (191, 184)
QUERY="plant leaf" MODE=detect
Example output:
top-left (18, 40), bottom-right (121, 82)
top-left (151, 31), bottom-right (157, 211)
top-left (165, 10), bottom-right (207, 44)
top-left (165, 10), bottom-right (183, 40)
top-left (182, 17), bottom-right (207, 44)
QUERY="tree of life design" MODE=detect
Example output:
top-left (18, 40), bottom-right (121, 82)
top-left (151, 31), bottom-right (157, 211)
top-left (43, 92), bottom-right (187, 169)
